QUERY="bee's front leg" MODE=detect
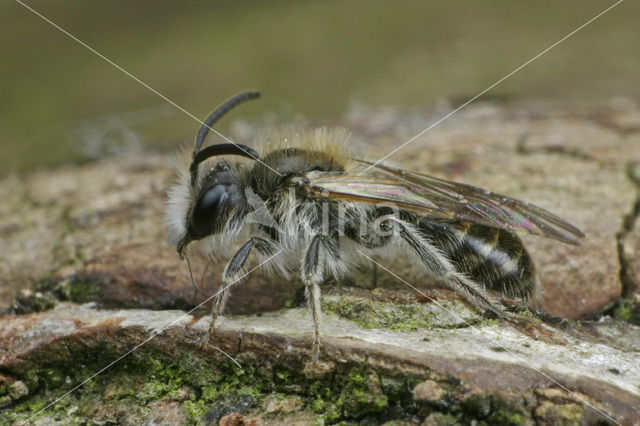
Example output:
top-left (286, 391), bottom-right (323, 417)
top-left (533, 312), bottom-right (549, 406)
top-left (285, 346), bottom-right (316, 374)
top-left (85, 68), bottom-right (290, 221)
top-left (302, 235), bottom-right (328, 362)
top-left (202, 236), bottom-right (277, 344)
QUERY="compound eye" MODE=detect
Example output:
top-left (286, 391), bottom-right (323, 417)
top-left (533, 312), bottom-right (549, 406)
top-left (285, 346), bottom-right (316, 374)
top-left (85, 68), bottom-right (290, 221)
top-left (189, 184), bottom-right (229, 238)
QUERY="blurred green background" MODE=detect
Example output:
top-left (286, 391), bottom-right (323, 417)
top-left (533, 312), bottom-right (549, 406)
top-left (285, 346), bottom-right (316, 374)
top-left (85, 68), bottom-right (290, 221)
top-left (1, 0), bottom-right (638, 174)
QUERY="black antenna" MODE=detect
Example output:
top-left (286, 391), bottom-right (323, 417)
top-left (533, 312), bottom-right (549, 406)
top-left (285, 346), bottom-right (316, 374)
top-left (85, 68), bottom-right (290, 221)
top-left (190, 143), bottom-right (260, 184)
top-left (190, 91), bottom-right (261, 187)
top-left (193, 91), bottom-right (260, 157)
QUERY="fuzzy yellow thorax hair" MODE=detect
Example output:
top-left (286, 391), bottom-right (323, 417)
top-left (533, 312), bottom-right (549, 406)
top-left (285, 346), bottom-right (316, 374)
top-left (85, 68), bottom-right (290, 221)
top-left (253, 127), bottom-right (354, 169)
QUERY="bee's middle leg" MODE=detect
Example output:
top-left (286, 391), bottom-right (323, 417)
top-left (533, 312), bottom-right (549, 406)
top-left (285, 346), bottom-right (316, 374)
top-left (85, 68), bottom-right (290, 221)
top-left (302, 235), bottom-right (330, 362)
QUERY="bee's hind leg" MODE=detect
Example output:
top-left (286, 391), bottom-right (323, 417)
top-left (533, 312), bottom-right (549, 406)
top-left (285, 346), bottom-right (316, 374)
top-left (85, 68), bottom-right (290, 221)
top-left (302, 235), bottom-right (332, 362)
top-left (389, 218), bottom-right (506, 318)
top-left (202, 237), bottom-right (277, 344)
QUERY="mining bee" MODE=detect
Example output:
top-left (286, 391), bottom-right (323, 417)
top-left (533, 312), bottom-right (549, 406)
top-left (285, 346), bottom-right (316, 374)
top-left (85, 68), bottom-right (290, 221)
top-left (166, 91), bottom-right (584, 361)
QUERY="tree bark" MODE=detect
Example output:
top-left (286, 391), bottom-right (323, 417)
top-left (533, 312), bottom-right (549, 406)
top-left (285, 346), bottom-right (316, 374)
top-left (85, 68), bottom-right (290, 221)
top-left (1, 100), bottom-right (639, 424)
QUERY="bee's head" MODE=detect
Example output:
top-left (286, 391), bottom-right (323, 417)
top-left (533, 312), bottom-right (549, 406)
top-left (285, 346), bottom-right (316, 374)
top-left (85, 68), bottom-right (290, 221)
top-left (178, 160), bottom-right (250, 256)
top-left (168, 91), bottom-right (262, 258)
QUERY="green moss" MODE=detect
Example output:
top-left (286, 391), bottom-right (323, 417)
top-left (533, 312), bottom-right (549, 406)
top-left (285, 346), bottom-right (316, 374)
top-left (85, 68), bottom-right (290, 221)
top-left (14, 288), bottom-right (59, 313)
top-left (15, 275), bottom-right (105, 314)
top-left (0, 335), bottom-right (532, 424)
top-left (67, 279), bottom-right (101, 304)
top-left (138, 380), bottom-right (166, 402)
top-left (484, 397), bottom-right (527, 426)
top-left (323, 295), bottom-right (487, 332)
top-left (42, 368), bottom-right (65, 389)
top-left (463, 394), bottom-right (492, 418)
top-left (615, 304), bottom-right (632, 322)
top-left (183, 399), bottom-right (207, 422)
top-left (503, 413), bottom-right (526, 425)
top-left (306, 365), bottom-right (391, 422)
top-left (459, 393), bottom-right (529, 425)
top-left (426, 413), bottom-right (460, 425)
top-left (553, 404), bottom-right (584, 424)
top-left (535, 402), bottom-right (584, 425)
top-left (323, 296), bottom-right (436, 331)
top-left (613, 299), bottom-right (640, 325)
top-left (25, 400), bottom-right (45, 413)
top-left (23, 369), bottom-right (39, 391)
top-left (340, 369), bottom-right (388, 417)
top-left (4, 348), bottom-right (244, 423)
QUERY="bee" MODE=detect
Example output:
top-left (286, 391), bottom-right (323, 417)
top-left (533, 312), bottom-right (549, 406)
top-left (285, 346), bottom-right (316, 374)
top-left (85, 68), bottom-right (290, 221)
top-left (166, 91), bottom-right (584, 361)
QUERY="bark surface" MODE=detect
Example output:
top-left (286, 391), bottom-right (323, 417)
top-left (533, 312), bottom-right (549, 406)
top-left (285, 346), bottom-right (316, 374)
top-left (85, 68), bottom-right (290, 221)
top-left (1, 100), bottom-right (639, 424)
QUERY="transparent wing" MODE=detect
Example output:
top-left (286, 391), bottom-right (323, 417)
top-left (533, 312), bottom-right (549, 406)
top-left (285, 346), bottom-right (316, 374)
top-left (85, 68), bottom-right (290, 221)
top-left (305, 160), bottom-right (585, 245)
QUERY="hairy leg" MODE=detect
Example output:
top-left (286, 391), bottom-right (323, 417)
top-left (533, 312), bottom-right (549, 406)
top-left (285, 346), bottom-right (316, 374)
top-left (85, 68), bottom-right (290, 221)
top-left (210, 237), bottom-right (278, 329)
top-left (302, 235), bottom-right (330, 362)
top-left (389, 218), bottom-right (505, 317)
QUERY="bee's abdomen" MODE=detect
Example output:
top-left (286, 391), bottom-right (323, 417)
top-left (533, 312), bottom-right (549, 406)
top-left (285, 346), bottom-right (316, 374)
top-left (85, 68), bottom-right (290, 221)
top-left (419, 220), bottom-right (536, 299)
